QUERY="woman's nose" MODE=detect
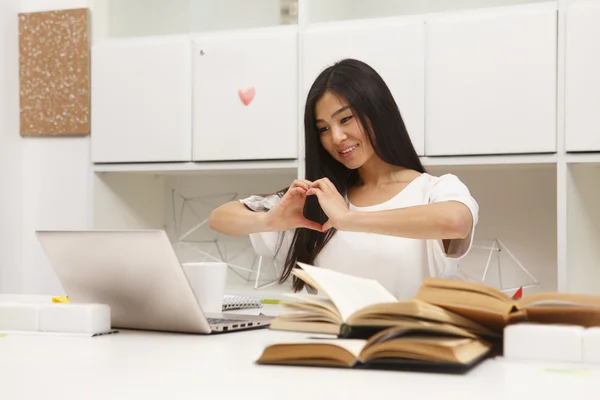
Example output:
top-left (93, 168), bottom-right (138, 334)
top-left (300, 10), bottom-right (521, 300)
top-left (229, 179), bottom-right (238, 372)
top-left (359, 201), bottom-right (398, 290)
top-left (331, 126), bottom-right (347, 144)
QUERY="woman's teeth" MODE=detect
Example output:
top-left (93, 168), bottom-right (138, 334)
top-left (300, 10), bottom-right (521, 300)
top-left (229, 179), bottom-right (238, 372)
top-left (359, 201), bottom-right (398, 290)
top-left (341, 145), bottom-right (358, 154)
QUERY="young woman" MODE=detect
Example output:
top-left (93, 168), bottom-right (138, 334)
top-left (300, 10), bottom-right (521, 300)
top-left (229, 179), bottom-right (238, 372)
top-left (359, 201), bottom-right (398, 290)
top-left (209, 59), bottom-right (478, 299)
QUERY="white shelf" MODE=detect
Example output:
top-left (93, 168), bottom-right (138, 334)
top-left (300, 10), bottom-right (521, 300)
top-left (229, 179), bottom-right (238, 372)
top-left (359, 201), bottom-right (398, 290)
top-left (307, 0), bottom-right (552, 24)
top-left (420, 153), bottom-right (558, 167)
top-left (84, 0), bottom-right (594, 299)
top-left (95, 0), bottom-right (292, 40)
top-left (565, 153), bottom-right (600, 165)
top-left (93, 160), bottom-right (299, 175)
top-left (93, 155), bottom-right (560, 175)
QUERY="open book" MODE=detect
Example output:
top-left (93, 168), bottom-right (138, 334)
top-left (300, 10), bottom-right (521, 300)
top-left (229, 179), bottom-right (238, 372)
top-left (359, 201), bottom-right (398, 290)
top-left (257, 324), bottom-right (492, 374)
top-left (416, 278), bottom-right (600, 331)
top-left (270, 263), bottom-right (497, 338)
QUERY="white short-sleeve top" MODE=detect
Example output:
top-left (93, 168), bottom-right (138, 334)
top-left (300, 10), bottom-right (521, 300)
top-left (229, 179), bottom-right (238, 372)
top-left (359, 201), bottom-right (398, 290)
top-left (240, 173), bottom-right (478, 300)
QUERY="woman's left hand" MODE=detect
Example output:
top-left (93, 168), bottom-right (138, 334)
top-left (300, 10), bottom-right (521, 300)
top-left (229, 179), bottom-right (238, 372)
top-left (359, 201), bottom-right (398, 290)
top-left (306, 178), bottom-right (352, 231)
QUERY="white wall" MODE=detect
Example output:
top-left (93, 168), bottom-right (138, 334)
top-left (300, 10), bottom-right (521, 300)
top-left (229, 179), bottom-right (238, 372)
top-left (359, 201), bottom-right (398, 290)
top-left (9, 0), bottom-right (93, 295)
top-left (20, 0), bottom-right (89, 12)
top-left (0, 0), bottom-right (23, 293)
top-left (567, 165), bottom-right (600, 294)
top-left (20, 139), bottom-right (92, 295)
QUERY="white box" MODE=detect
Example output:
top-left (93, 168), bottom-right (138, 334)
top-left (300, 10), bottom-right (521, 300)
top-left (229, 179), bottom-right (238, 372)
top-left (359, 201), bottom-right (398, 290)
top-left (39, 303), bottom-right (111, 334)
top-left (582, 327), bottom-right (600, 364)
top-left (0, 302), bottom-right (41, 331)
top-left (504, 323), bottom-right (584, 363)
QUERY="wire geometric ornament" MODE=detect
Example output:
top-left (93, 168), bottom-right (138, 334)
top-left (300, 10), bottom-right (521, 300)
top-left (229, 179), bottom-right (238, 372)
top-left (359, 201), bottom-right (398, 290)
top-left (457, 238), bottom-right (540, 293)
top-left (170, 189), bottom-right (281, 290)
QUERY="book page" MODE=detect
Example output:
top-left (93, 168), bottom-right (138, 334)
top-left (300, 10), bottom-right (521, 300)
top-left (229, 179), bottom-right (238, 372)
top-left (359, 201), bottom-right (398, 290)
top-left (522, 300), bottom-right (600, 307)
top-left (421, 277), bottom-right (513, 303)
top-left (269, 319), bottom-right (341, 335)
top-left (281, 293), bottom-right (343, 318)
top-left (359, 336), bottom-right (490, 364)
top-left (282, 292), bottom-right (337, 312)
top-left (267, 338), bottom-right (367, 359)
top-left (280, 302), bottom-right (341, 324)
top-left (519, 292), bottom-right (600, 308)
top-left (296, 262), bottom-right (397, 322)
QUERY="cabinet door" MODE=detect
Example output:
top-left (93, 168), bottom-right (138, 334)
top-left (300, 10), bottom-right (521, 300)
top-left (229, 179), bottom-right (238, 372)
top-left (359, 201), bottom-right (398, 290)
top-left (192, 27), bottom-right (298, 161)
top-left (425, 4), bottom-right (557, 156)
top-left (91, 37), bottom-right (192, 163)
top-left (303, 19), bottom-right (425, 156)
top-left (565, 1), bottom-right (600, 152)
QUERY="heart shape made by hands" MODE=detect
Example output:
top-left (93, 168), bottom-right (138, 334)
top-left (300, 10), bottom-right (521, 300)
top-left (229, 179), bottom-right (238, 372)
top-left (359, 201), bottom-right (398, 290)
top-left (238, 86), bottom-right (256, 106)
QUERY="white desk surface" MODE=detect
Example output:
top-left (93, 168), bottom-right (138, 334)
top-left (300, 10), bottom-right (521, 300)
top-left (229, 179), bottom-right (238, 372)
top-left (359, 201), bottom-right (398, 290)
top-left (1, 305), bottom-right (600, 399)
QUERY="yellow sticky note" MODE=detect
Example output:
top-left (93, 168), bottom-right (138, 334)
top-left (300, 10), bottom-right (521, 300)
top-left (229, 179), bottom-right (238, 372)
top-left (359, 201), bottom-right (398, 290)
top-left (52, 296), bottom-right (70, 303)
top-left (260, 298), bottom-right (281, 305)
top-left (542, 368), bottom-right (590, 376)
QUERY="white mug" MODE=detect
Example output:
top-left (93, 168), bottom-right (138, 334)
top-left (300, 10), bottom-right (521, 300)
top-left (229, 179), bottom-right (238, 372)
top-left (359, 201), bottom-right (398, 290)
top-left (181, 262), bottom-right (227, 313)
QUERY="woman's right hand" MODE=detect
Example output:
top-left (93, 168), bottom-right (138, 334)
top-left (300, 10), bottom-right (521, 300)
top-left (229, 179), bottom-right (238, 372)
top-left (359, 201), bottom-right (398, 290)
top-left (262, 180), bottom-right (323, 232)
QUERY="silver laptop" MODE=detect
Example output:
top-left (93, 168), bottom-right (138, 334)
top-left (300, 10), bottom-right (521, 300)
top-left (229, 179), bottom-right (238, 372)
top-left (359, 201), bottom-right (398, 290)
top-left (35, 230), bottom-right (273, 334)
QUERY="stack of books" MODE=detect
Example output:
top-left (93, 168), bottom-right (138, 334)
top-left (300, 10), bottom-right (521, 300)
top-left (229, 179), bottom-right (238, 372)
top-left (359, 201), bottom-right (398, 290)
top-left (256, 263), bottom-right (600, 374)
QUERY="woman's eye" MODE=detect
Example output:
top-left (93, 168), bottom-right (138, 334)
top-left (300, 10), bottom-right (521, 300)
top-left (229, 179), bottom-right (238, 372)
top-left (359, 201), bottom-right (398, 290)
top-left (318, 126), bottom-right (329, 134)
top-left (341, 115), bottom-right (353, 124)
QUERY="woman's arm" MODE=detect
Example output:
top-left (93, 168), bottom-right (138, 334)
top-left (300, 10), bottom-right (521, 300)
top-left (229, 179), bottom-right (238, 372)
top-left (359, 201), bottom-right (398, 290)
top-left (341, 201), bottom-right (473, 239)
top-left (208, 201), bottom-right (270, 236)
top-left (306, 177), bottom-right (473, 239)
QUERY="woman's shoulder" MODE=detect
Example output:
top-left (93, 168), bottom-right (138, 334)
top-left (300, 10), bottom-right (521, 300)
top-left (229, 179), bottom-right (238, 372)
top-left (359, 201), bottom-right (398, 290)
top-left (398, 169), bottom-right (464, 186)
top-left (421, 172), bottom-right (476, 205)
top-left (403, 172), bottom-right (473, 201)
top-left (420, 172), bottom-right (467, 187)
top-left (388, 171), bottom-right (464, 193)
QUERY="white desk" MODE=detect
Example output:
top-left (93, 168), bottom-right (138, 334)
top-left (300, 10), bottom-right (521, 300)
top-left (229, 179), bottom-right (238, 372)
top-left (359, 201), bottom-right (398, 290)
top-left (1, 306), bottom-right (600, 399)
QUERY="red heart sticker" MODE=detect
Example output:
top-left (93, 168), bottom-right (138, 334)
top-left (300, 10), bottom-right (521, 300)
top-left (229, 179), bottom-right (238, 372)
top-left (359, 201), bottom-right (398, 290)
top-left (238, 86), bottom-right (256, 106)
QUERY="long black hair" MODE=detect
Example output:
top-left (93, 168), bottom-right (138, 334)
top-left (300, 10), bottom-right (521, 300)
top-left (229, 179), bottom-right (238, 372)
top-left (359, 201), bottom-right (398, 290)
top-left (279, 59), bottom-right (426, 291)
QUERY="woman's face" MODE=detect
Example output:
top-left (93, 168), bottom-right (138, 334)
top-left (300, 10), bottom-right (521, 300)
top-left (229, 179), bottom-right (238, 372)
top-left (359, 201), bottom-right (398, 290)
top-left (314, 91), bottom-right (375, 169)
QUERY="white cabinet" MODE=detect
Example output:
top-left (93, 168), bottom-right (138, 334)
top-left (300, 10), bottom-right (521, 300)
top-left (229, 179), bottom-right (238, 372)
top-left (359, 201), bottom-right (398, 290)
top-left (192, 27), bottom-right (298, 161)
top-left (425, 3), bottom-right (557, 156)
top-left (302, 18), bottom-right (426, 156)
top-left (91, 37), bottom-right (192, 163)
top-left (565, 1), bottom-right (600, 152)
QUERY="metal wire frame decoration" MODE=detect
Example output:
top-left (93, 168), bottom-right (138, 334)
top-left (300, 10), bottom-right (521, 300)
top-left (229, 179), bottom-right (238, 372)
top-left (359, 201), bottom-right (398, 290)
top-left (458, 238), bottom-right (540, 293)
top-left (170, 189), bottom-right (281, 289)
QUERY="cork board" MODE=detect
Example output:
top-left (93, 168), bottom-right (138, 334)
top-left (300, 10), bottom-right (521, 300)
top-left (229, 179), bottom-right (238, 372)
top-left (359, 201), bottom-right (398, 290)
top-left (19, 8), bottom-right (90, 136)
